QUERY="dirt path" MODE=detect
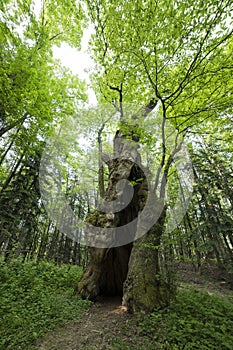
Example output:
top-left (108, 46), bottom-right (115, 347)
top-left (36, 296), bottom-right (138, 350)
top-left (36, 263), bottom-right (232, 350)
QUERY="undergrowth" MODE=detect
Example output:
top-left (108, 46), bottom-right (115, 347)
top-left (112, 287), bottom-right (233, 349)
top-left (1, 259), bottom-right (233, 350)
top-left (138, 287), bottom-right (233, 349)
top-left (0, 259), bottom-right (91, 350)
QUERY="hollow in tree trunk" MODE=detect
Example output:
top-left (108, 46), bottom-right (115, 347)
top-left (76, 102), bottom-right (174, 313)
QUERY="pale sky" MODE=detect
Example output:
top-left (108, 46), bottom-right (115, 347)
top-left (33, 0), bottom-right (97, 105)
top-left (53, 25), bottom-right (93, 80)
top-left (52, 27), bottom-right (97, 105)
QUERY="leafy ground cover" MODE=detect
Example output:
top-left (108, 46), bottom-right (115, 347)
top-left (1, 259), bottom-right (233, 349)
top-left (135, 287), bottom-right (233, 349)
top-left (0, 259), bottom-right (91, 350)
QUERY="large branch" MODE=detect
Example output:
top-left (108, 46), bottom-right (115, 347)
top-left (131, 98), bottom-right (159, 120)
top-left (0, 113), bottom-right (28, 138)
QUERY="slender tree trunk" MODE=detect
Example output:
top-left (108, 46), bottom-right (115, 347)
top-left (0, 113), bottom-right (28, 138)
top-left (48, 226), bottom-right (59, 261)
top-left (38, 220), bottom-right (51, 260)
top-left (0, 154), bottom-right (24, 192)
top-left (0, 128), bottom-right (20, 166)
top-left (63, 236), bottom-right (72, 264)
top-left (98, 125), bottom-right (105, 198)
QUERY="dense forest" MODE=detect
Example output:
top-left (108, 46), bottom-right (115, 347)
top-left (0, 0), bottom-right (233, 349)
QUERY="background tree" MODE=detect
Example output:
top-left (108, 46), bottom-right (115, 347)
top-left (0, 0), bottom-right (87, 261)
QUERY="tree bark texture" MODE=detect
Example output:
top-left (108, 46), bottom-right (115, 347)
top-left (76, 102), bottom-right (173, 312)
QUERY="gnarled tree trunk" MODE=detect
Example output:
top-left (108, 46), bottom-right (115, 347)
top-left (123, 214), bottom-right (171, 313)
top-left (76, 101), bottom-right (174, 313)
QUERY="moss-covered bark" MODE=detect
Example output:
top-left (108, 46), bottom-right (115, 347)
top-left (123, 214), bottom-right (173, 313)
top-left (76, 102), bottom-right (174, 311)
top-left (76, 129), bottom-right (145, 300)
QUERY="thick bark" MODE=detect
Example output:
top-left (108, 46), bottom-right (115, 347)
top-left (76, 99), bottom-right (173, 312)
top-left (123, 215), bottom-right (172, 313)
top-left (77, 144), bottom-right (144, 299)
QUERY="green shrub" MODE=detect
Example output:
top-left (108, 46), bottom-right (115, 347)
top-left (139, 287), bottom-right (233, 349)
top-left (0, 259), bottom-right (91, 350)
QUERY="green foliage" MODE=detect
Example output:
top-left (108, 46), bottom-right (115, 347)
top-left (0, 0), bottom-right (85, 48)
top-left (112, 338), bottom-right (132, 350)
top-left (88, 0), bottom-right (232, 122)
top-left (0, 0), bottom-right (87, 261)
top-left (0, 259), bottom-right (91, 350)
top-left (138, 287), bottom-right (233, 349)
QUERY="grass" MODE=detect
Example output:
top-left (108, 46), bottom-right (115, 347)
top-left (0, 258), bottom-right (91, 350)
top-left (112, 286), bottom-right (233, 349)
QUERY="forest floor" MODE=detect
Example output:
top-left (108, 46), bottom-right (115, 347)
top-left (36, 262), bottom-right (233, 350)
